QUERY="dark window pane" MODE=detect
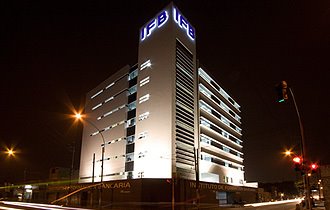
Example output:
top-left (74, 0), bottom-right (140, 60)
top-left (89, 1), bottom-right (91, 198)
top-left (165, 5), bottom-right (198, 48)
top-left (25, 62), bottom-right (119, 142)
top-left (129, 77), bottom-right (137, 87)
top-left (126, 125), bottom-right (136, 136)
top-left (128, 92), bottom-right (137, 103)
top-left (126, 143), bottom-right (135, 153)
top-left (127, 109), bottom-right (136, 119)
top-left (125, 161), bottom-right (134, 172)
top-left (211, 95), bottom-right (220, 104)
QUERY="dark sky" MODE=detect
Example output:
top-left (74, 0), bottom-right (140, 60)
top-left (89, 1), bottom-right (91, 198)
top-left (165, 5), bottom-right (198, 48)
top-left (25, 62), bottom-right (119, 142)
top-left (1, 0), bottom-right (329, 184)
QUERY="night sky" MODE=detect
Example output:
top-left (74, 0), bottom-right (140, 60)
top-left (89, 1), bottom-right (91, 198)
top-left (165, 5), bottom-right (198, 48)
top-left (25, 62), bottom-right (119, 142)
top-left (1, 0), bottom-right (329, 184)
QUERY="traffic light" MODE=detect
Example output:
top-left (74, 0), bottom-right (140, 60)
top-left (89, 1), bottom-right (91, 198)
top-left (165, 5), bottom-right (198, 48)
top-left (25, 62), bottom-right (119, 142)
top-left (275, 81), bottom-right (289, 103)
top-left (293, 156), bottom-right (302, 164)
top-left (310, 163), bottom-right (318, 173)
top-left (293, 156), bottom-right (303, 172)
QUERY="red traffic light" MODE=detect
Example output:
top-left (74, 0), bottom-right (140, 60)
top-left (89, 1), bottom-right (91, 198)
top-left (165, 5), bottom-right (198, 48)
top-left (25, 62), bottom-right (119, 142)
top-left (293, 156), bottom-right (302, 164)
top-left (311, 163), bottom-right (318, 170)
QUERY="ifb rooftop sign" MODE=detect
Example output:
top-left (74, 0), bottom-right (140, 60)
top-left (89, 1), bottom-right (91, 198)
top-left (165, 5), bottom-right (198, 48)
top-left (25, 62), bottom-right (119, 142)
top-left (140, 6), bottom-right (195, 42)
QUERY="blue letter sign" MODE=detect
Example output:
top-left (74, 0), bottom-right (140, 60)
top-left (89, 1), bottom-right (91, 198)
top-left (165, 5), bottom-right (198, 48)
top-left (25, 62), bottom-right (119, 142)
top-left (173, 7), bottom-right (195, 41)
top-left (141, 10), bottom-right (169, 41)
top-left (140, 7), bottom-right (195, 42)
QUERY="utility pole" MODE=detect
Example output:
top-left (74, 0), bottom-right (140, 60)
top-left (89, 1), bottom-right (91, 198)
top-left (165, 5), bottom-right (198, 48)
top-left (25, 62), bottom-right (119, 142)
top-left (289, 87), bottom-right (311, 210)
top-left (276, 81), bottom-right (311, 209)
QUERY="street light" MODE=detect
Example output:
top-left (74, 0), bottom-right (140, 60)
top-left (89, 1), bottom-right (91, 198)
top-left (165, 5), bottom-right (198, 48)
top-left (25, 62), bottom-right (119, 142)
top-left (75, 113), bottom-right (82, 120)
top-left (6, 148), bottom-right (15, 157)
top-left (3, 146), bottom-right (18, 158)
top-left (283, 149), bottom-right (293, 157)
top-left (74, 112), bottom-right (106, 209)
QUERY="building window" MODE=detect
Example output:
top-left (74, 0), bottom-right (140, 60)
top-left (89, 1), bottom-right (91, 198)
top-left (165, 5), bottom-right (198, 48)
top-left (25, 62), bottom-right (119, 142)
top-left (127, 109), bottom-right (136, 119)
top-left (126, 126), bottom-right (135, 136)
top-left (200, 118), bottom-right (210, 128)
top-left (125, 161), bottom-right (134, 172)
top-left (127, 135), bottom-right (135, 144)
top-left (128, 69), bottom-right (138, 81)
top-left (92, 103), bottom-right (102, 111)
top-left (201, 136), bottom-right (211, 144)
top-left (199, 85), bottom-right (211, 98)
top-left (222, 131), bottom-right (229, 139)
top-left (105, 82), bottom-right (115, 90)
top-left (126, 144), bottom-right (135, 154)
top-left (201, 154), bottom-right (211, 162)
top-left (139, 94), bottom-right (150, 104)
top-left (126, 153), bottom-right (134, 162)
top-left (139, 112), bottom-right (150, 121)
top-left (97, 104), bottom-right (126, 120)
top-left (91, 131), bottom-right (100, 136)
top-left (140, 60), bottom-right (151, 71)
top-left (91, 90), bottom-right (103, 99)
top-left (138, 131), bottom-right (148, 140)
top-left (139, 76), bottom-right (150, 87)
top-left (128, 85), bottom-right (137, 95)
top-left (127, 101), bottom-right (136, 111)
top-left (223, 146), bottom-right (230, 153)
top-left (126, 118), bottom-right (136, 128)
top-left (128, 92), bottom-right (137, 103)
top-left (104, 96), bottom-right (114, 103)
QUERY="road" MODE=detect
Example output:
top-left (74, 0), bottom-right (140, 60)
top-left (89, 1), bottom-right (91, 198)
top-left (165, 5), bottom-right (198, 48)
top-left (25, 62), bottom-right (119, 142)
top-left (245, 202), bottom-right (300, 210)
top-left (224, 200), bottom-right (302, 210)
top-left (0, 201), bottom-right (92, 210)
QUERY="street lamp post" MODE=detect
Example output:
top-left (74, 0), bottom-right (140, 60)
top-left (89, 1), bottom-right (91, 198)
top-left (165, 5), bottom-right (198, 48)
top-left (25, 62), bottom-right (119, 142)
top-left (75, 113), bottom-right (106, 209)
top-left (288, 88), bottom-right (312, 210)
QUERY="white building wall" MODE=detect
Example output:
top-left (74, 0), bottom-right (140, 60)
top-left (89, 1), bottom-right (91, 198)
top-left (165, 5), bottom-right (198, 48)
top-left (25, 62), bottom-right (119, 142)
top-left (79, 66), bottom-right (130, 183)
top-left (198, 67), bottom-right (244, 186)
top-left (135, 3), bottom-right (197, 179)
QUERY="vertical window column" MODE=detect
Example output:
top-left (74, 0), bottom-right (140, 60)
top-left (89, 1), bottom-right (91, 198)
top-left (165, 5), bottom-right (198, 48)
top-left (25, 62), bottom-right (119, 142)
top-left (125, 67), bottom-right (138, 177)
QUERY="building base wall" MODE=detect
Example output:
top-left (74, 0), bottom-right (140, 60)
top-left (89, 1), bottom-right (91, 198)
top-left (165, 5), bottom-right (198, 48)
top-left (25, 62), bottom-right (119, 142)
top-left (34, 178), bottom-right (257, 209)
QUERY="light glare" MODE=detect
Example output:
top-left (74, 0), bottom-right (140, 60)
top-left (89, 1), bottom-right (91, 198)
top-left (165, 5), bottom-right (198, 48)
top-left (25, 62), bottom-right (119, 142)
top-left (75, 113), bottom-right (82, 119)
top-left (285, 150), bottom-right (292, 156)
top-left (7, 149), bottom-right (14, 156)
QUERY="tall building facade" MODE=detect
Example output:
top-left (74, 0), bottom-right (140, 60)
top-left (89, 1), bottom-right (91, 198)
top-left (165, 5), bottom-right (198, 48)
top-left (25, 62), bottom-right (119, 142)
top-left (79, 3), bottom-right (244, 188)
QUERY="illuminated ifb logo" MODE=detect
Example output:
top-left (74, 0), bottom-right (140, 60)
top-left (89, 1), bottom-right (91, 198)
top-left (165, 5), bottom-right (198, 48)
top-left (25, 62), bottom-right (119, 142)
top-left (141, 10), bottom-right (169, 41)
top-left (173, 7), bottom-right (195, 41)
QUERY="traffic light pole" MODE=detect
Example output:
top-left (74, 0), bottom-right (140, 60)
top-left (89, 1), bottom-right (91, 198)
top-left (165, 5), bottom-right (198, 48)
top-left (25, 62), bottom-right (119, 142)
top-left (289, 87), bottom-right (312, 210)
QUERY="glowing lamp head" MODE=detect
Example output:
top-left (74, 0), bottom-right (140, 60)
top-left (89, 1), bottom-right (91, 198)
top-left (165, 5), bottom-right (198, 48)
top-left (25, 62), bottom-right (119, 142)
top-left (284, 150), bottom-right (293, 156)
top-left (75, 113), bottom-right (82, 119)
top-left (6, 148), bottom-right (15, 157)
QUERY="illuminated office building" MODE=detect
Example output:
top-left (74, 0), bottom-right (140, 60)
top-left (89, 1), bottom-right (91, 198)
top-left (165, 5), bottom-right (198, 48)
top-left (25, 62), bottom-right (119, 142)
top-left (78, 2), bottom-right (253, 206)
